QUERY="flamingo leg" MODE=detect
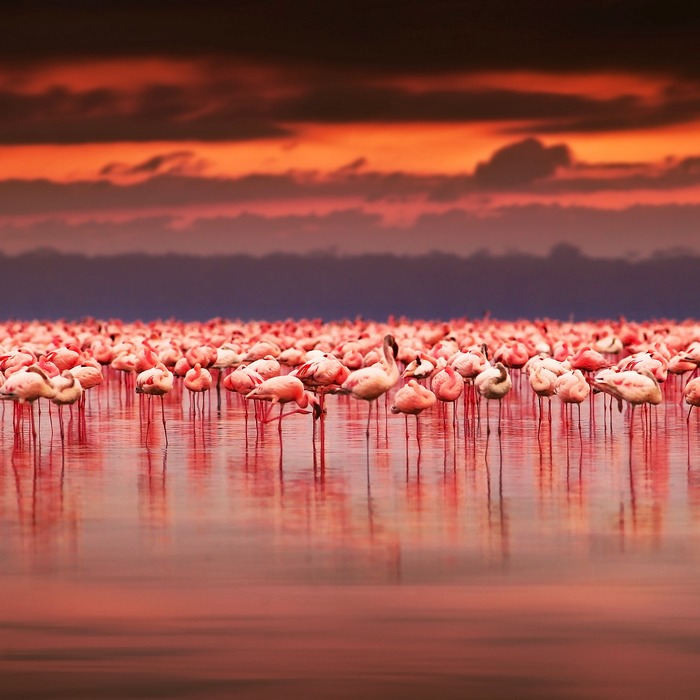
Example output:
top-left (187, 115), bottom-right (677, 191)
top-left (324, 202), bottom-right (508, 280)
top-left (161, 395), bottom-right (168, 446)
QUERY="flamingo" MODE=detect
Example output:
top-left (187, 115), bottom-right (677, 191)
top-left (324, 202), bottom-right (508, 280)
top-left (46, 344), bottom-right (84, 371)
top-left (684, 377), bottom-right (700, 422)
top-left (243, 339), bottom-right (281, 362)
top-left (555, 369), bottom-right (590, 430)
top-left (431, 360), bottom-right (463, 403)
top-left (594, 369), bottom-right (662, 409)
top-left (391, 379), bottom-right (436, 448)
top-left (450, 345), bottom-right (489, 421)
top-left (0, 348), bottom-right (38, 376)
top-left (474, 362), bottom-right (512, 434)
top-left (246, 355), bottom-right (281, 380)
top-left (136, 362), bottom-right (174, 443)
top-left (223, 364), bottom-right (264, 396)
top-left (594, 368), bottom-right (662, 431)
top-left (341, 334), bottom-right (399, 436)
top-left (529, 364), bottom-right (558, 422)
top-left (221, 363), bottom-right (261, 418)
top-left (294, 353), bottom-right (350, 393)
top-left (51, 370), bottom-right (84, 441)
top-left (212, 343), bottom-right (241, 410)
top-left (184, 363), bottom-right (213, 414)
top-left (402, 353), bottom-right (437, 381)
top-left (555, 369), bottom-right (590, 404)
top-left (245, 375), bottom-right (321, 434)
top-left (0, 365), bottom-right (56, 437)
top-left (431, 360), bottom-right (463, 430)
top-left (185, 344), bottom-right (218, 369)
top-left (569, 347), bottom-right (609, 373)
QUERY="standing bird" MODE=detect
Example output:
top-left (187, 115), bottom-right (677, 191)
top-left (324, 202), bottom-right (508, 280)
top-left (245, 375), bottom-right (321, 434)
top-left (594, 368), bottom-right (662, 431)
top-left (475, 362), bottom-right (512, 434)
top-left (51, 370), bottom-right (84, 442)
top-left (294, 352), bottom-right (350, 394)
top-left (431, 360), bottom-right (463, 403)
top-left (184, 363), bottom-right (213, 414)
top-left (212, 344), bottom-right (241, 411)
top-left (0, 365), bottom-right (56, 437)
top-left (391, 379), bottom-right (436, 449)
top-left (594, 369), bottom-right (662, 409)
top-left (341, 334), bottom-right (399, 436)
top-left (222, 364), bottom-right (264, 424)
top-left (402, 353), bottom-right (437, 381)
top-left (529, 364), bottom-right (558, 422)
top-left (555, 369), bottom-right (590, 430)
top-left (684, 377), bottom-right (700, 422)
top-left (451, 345), bottom-right (489, 421)
top-left (136, 362), bottom-right (174, 444)
top-left (555, 369), bottom-right (590, 404)
top-left (431, 360), bottom-right (463, 430)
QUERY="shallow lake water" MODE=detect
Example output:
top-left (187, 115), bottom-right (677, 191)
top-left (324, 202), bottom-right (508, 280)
top-left (2, 373), bottom-right (700, 699)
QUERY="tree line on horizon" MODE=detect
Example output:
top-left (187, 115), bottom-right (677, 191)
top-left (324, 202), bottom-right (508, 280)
top-left (0, 246), bottom-right (695, 321)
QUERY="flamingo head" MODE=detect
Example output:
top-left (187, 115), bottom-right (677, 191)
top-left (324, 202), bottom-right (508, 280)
top-left (308, 393), bottom-right (323, 420)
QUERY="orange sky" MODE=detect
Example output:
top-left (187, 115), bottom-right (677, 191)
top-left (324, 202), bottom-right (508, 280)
top-left (2, 2), bottom-right (700, 259)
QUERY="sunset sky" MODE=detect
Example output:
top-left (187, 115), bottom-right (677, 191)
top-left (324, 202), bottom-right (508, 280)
top-left (2, 0), bottom-right (700, 258)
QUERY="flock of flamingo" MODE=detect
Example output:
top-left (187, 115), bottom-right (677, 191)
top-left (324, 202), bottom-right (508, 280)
top-left (1, 316), bottom-right (699, 448)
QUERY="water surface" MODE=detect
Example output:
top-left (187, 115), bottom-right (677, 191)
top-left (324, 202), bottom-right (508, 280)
top-left (2, 378), bottom-right (700, 698)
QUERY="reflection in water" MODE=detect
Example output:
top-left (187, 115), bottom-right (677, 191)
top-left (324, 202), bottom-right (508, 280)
top-left (2, 378), bottom-right (700, 698)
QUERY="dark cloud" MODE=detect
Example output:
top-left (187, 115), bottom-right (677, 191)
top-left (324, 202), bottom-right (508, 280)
top-left (99, 151), bottom-right (205, 177)
top-left (5, 140), bottom-right (700, 215)
top-left (1, 203), bottom-right (699, 259)
top-left (474, 139), bottom-right (571, 187)
top-left (272, 86), bottom-right (618, 124)
top-left (1, 79), bottom-right (699, 145)
top-left (0, 171), bottom-right (444, 215)
top-left (0, 86), bottom-right (288, 144)
top-left (335, 158), bottom-right (368, 174)
top-left (3, 1), bottom-right (700, 79)
top-left (517, 94), bottom-right (700, 134)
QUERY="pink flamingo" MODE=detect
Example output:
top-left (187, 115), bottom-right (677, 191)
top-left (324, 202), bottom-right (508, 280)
top-left (136, 362), bottom-right (174, 444)
top-left (475, 362), bottom-right (512, 434)
top-left (594, 368), bottom-right (662, 432)
top-left (570, 347), bottom-right (609, 373)
top-left (184, 363), bottom-right (213, 414)
top-left (402, 353), bottom-right (437, 381)
top-left (684, 377), bottom-right (700, 422)
top-left (245, 375), bottom-right (321, 434)
top-left (222, 364), bottom-right (264, 425)
top-left (294, 353), bottom-right (350, 392)
top-left (341, 334), bottom-right (399, 436)
top-left (246, 355), bottom-right (281, 380)
top-left (46, 344), bottom-right (84, 372)
top-left (0, 365), bottom-right (56, 437)
top-left (212, 343), bottom-right (241, 411)
top-left (555, 369), bottom-right (590, 403)
top-left (391, 379), bottom-right (436, 448)
top-left (555, 369), bottom-right (590, 430)
top-left (529, 364), bottom-right (558, 422)
top-left (450, 345), bottom-right (489, 421)
top-left (0, 348), bottom-right (37, 376)
top-left (50, 370), bottom-right (84, 441)
top-left (431, 360), bottom-right (463, 430)
top-left (185, 344), bottom-right (218, 369)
